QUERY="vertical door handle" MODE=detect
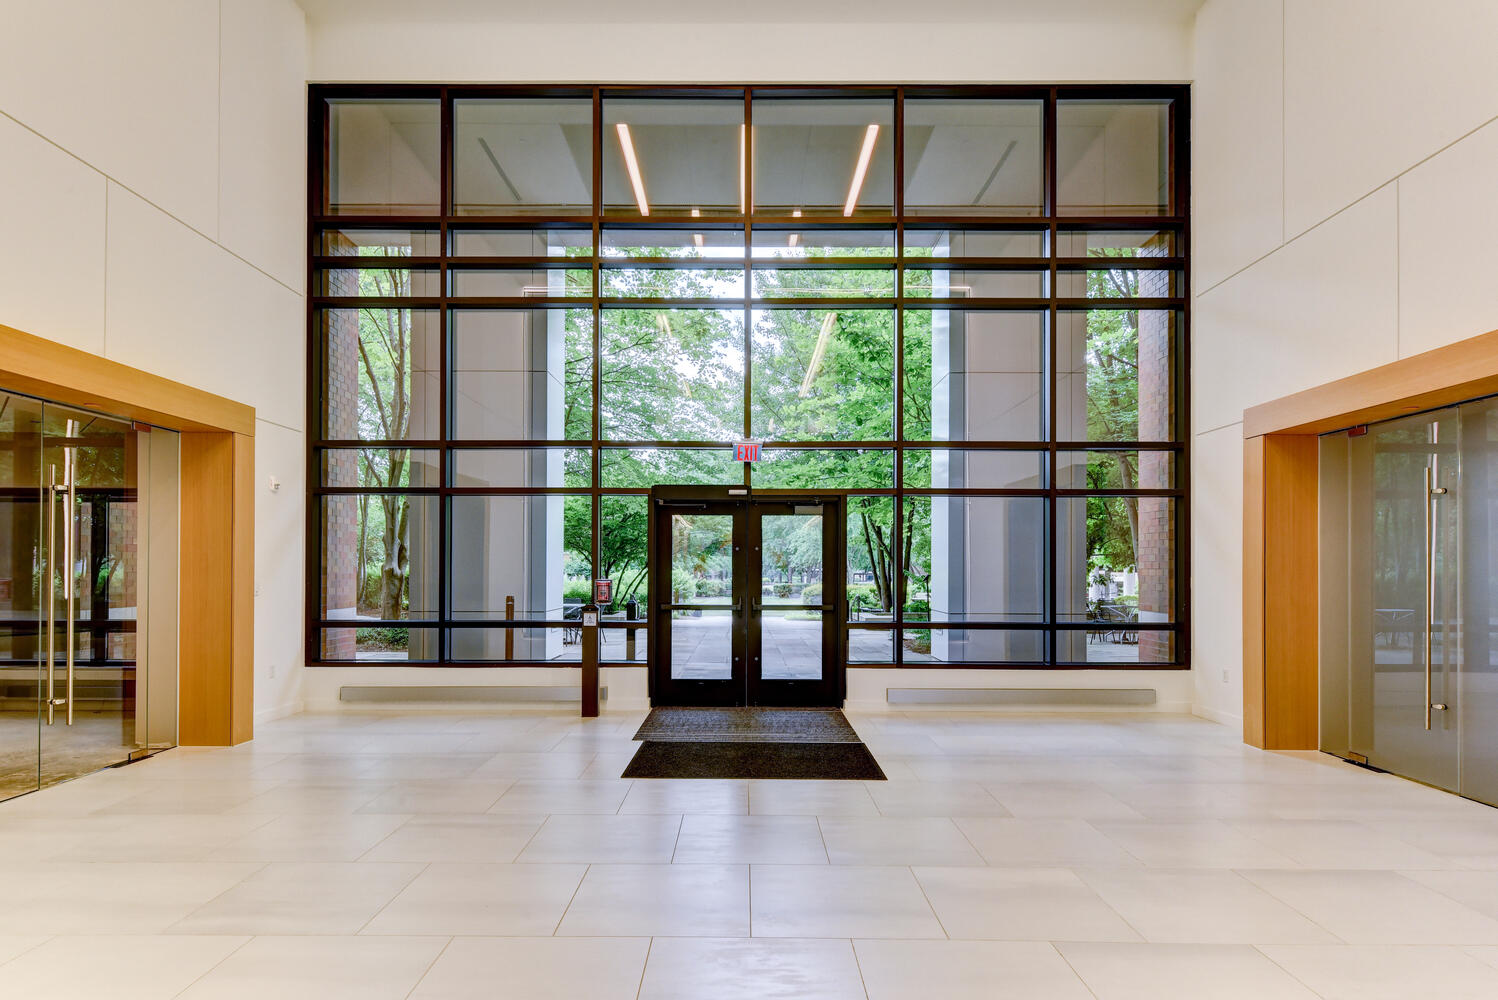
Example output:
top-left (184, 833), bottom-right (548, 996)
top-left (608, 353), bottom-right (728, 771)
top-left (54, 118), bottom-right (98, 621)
top-left (45, 464), bottom-right (57, 725)
top-left (1423, 465), bottom-right (1448, 731)
top-left (64, 443), bottom-right (76, 726)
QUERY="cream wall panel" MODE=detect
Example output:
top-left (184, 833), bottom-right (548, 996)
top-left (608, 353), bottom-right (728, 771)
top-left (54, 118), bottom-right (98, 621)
top-left (1397, 119), bottom-right (1498, 357)
top-left (254, 417), bottom-right (306, 722)
top-left (104, 184), bottom-right (304, 430)
top-left (1236, 186), bottom-right (1400, 410)
top-left (219, 0), bottom-right (309, 292)
top-left (1283, 0), bottom-right (1498, 238)
top-left (309, 19), bottom-right (1190, 83)
top-left (1190, 0), bottom-right (1284, 290)
top-left (0, 0), bottom-right (220, 235)
top-left (0, 114), bottom-right (107, 353)
top-left (1189, 422), bottom-right (1243, 725)
top-left (1189, 276), bottom-right (1247, 434)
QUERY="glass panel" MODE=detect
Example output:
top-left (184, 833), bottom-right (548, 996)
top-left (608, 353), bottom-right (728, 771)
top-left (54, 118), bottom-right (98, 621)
top-left (453, 98), bottom-right (593, 215)
top-left (325, 99), bottom-right (440, 215)
top-left (450, 626), bottom-right (581, 662)
top-left (320, 495), bottom-right (440, 620)
top-left (904, 99), bottom-right (1044, 216)
top-left (1459, 398), bottom-right (1498, 805)
top-left (849, 627), bottom-right (895, 664)
top-left (321, 309), bottom-right (441, 441)
top-left (902, 449), bottom-right (1045, 489)
top-left (1055, 229), bottom-right (1176, 257)
top-left (670, 609), bottom-right (734, 680)
top-left (603, 97), bottom-right (745, 217)
top-left (751, 228), bottom-right (895, 258)
top-left (1055, 495), bottom-right (1175, 635)
top-left (450, 268), bottom-right (591, 298)
top-left (317, 268), bottom-right (439, 297)
top-left (669, 512), bottom-right (735, 606)
top-left (753, 449), bottom-right (894, 489)
top-left (603, 228), bottom-right (744, 259)
top-left (0, 393), bottom-right (43, 800)
top-left (903, 228), bottom-right (1047, 258)
top-left (452, 228), bottom-right (593, 257)
top-left (600, 623), bottom-right (649, 662)
top-left (846, 496), bottom-right (898, 619)
top-left (450, 309), bottom-right (593, 441)
top-left (903, 310), bottom-right (1045, 442)
top-left (448, 495), bottom-right (590, 620)
top-left (320, 228), bottom-right (440, 256)
top-left (1056, 310), bottom-right (1177, 442)
top-left (450, 448), bottom-right (590, 488)
top-left (904, 496), bottom-right (1046, 622)
top-left (1056, 268), bottom-right (1182, 298)
top-left (903, 628), bottom-right (1046, 663)
top-left (320, 449), bottom-right (439, 489)
top-left (1061, 628), bottom-right (1175, 665)
top-left (601, 309), bottom-right (745, 442)
top-left (753, 97), bottom-right (894, 217)
top-left (599, 495), bottom-right (650, 610)
top-left (601, 448), bottom-right (742, 487)
top-left (752, 269), bottom-right (894, 298)
top-left (1057, 451), bottom-right (1174, 490)
top-left (751, 309), bottom-right (894, 441)
top-left (320, 626), bottom-right (439, 662)
top-left (602, 267), bottom-right (744, 298)
top-left (1057, 100), bottom-right (1172, 216)
top-left (760, 511), bottom-right (825, 606)
top-left (760, 609), bottom-right (823, 680)
top-left (904, 269), bottom-right (1047, 298)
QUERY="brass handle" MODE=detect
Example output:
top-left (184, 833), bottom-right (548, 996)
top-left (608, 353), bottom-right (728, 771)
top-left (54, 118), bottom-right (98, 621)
top-left (1424, 465), bottom-right (1434, 731)
top-left (64, 443), bottom-right (76, 726)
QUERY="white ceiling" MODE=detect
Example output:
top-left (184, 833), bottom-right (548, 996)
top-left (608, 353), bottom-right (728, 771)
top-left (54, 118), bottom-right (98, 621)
top-left (296, 0), bottom-right (1206, 27)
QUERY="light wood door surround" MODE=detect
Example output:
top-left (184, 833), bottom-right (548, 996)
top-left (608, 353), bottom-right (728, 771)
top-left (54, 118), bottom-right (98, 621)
top-left (1243, 328), bottom-right (1498, 749)
top-left (0, 322), bottom-right (255, 746)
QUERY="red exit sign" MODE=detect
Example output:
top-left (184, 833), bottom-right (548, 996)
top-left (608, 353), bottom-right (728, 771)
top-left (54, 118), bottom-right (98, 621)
top-left (733, 441), bottom-right (761, 462)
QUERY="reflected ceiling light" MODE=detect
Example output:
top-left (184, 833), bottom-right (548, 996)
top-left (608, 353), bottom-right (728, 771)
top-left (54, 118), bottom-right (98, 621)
top-left (615, 123), bottom-right (649, 216)
top-left (843, 124), bottom-right (880, 217)
top-left (799, 312), bottom-right (837, 397)
top-left (739, 124), bottom-right (747, 214)
top-left (691, 208), bottom-right (704, 248)
top-left (789, 209), bottom-right (801, 247)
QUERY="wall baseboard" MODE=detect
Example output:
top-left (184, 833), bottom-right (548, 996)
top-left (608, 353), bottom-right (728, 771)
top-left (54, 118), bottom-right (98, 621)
top-left (1191, 703), bottom-right (1242, 728)
top-left (254, 699), bottom-right (304, 725)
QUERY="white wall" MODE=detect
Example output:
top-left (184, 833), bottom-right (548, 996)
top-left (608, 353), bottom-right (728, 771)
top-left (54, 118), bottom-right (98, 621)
top-left (0, 0), bottom-right (310, 724)
top-left (1189, 0), bottom-right (1498, 727)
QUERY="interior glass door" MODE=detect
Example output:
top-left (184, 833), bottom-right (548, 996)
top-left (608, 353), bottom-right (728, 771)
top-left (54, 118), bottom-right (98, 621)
top-left (1458, 397), bottom-right (1498, 805)
top-left (0, 392), bottom-right (45, 800)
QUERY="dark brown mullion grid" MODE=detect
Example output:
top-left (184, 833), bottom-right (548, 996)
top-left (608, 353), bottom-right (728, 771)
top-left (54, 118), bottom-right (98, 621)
top-left (742, 90), bottom-right (754, 488)
top-left (1044, 87), bottom-right (1060, 667)
top-left (306, 83), bottom-right (1190, 668)
top-left (438, 87), bottom-right (452, 660)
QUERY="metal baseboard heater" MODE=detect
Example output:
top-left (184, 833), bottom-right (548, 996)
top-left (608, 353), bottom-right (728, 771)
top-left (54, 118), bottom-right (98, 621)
top-left (340, 685), bottom-right (607, 704)
top-left (886, 687), bottom-right (1155, 707)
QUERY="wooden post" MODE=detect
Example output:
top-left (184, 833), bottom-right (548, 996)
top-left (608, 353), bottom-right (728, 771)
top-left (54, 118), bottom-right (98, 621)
top-left (580, 602), bottom-right (600, 718)
top-left (504, 594), bottom-right (514, 660)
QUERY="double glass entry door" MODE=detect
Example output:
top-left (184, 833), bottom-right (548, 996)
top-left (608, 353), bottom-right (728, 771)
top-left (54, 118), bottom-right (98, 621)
top-left (650, 492), bottom-right (843, 706)
top-left (1321, 398), bottom-right (1498, 806)
top-left (0, 391), bottom-right (173, 802)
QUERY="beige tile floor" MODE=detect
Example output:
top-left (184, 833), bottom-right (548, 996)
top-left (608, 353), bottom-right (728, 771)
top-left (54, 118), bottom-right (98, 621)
top-left (4, 709), bottom-right (1498, 998)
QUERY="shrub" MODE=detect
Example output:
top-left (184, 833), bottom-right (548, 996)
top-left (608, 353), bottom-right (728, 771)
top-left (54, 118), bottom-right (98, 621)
top-left (356, 626), bottom-right (409, 650)
top-left (670, 568), bottom-right (697, 602)
top-left (801, 583), bottom-right (823, 605)
top-left (848, 584), bottom-right (882, 611)
top-left (696, 577), bottom-right (727, 598)
top-left (773, 583), bottom-right (792, 599)
top-left (562, 579), bottom-right (592, 601)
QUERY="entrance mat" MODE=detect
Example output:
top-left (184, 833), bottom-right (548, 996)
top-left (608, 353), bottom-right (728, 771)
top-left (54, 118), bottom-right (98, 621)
top-left (633, 707), bottom-right (861, 744)
top-left (621, 740), bottom-right (886, 780)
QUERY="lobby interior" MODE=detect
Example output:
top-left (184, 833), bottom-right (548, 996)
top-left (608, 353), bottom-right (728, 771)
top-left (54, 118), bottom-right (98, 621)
top-left (5, 1), bottom-right (1498, 997)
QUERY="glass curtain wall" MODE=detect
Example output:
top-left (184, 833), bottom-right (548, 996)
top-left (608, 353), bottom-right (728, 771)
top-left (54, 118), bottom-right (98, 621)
top-left (308, 86), bottom-right (1188, 668)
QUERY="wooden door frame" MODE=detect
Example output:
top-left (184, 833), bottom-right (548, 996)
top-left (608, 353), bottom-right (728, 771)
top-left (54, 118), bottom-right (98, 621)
top-left (1242, 328), bottom-right (1498, 749)
top-left (0, 322), bottom-right (256, 746)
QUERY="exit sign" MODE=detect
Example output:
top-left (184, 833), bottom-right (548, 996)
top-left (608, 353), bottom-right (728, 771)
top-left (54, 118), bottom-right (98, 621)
top-left (733, 441), bottom-right (762, 462)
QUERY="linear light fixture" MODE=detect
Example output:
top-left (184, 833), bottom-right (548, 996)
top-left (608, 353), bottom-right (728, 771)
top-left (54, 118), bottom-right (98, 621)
top-left (789, 209), bottom-right (801, 247)
top-left (843, 124), bottom-right (880, 217)
top-left (739, 124), bottom-right (747, 214)
top-left (692, 208), bottom-right (703, 248)
top-left (799, 312), bottom-right (837, 397)
top-left (616, 123), bottom-right (649, 216)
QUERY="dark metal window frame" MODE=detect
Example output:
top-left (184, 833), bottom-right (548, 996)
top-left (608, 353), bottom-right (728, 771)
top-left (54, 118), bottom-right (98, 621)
top-left (305, 83), bottom-right (1191, 670)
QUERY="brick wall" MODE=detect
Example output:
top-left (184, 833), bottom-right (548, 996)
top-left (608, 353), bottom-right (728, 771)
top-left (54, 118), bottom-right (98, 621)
top-left (1135, 240), bottom-right (1175, 662)
top-left (321, 234), bottom-right (361, 657)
